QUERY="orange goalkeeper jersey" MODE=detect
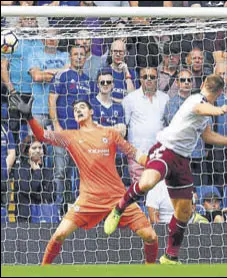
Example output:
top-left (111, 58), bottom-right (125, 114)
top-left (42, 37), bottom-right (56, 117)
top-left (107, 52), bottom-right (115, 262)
top-left (29, 119), bottom-right (137, 212)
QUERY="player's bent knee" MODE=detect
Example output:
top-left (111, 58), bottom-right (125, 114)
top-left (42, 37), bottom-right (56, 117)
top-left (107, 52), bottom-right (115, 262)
top-left (137, 227), bottom-right (157, 243)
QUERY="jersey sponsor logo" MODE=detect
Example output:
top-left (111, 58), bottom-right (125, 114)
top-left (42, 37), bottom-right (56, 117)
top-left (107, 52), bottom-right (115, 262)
top-left (88, 148), bottom-right (110, 156)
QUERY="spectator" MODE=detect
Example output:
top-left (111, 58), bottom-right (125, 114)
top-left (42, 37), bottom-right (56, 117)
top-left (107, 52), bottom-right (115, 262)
top-left (105, 39), bottom-right (139, 103)
top-left (122, 67), bottom-right (169, 184)
top-left (182, 32), bottom-right (217, 71)
top-left (48, 44), bottom-right (91, 214)
top-left (105, 20), bottom-right (138, 70)
top-left (28, 30), bottom-right (69, 130)
top-left (91, 69), bottom-right (130, 187)
top-left (91, 70), bottom-right (126, 137)
top-left (74, 30), bottom-right (108, 81)
top-left (1, 17), bottom-right (43, 145)
top-left (200, 186), bottom-right (226, 223)
top-left (1, 120), bottom-right (16, 208)
top-left (146, 180), bottom-right (174, 224)
top-left (163, 69), bottom-right (210, 186)
top-left (14, 135), bottom-right (54, 222)
top-left (186, 47), bottom-right (213, 91)
top-left (188, 193), bottom-right (209, 223)
top-left (158, 40), bottom-right (181, 99)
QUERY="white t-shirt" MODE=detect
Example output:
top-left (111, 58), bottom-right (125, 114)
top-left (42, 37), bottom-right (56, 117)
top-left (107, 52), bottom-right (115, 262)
top-left (157, 93), bottom-right (210, 157)
top-left (146, 180), bottom-right (174, 223)
top-left (122, 87), bottom-right (169, 153)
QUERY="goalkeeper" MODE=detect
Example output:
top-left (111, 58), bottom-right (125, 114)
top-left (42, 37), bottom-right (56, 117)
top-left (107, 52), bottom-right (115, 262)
top-left (10, 95), bottom-right (158, 265)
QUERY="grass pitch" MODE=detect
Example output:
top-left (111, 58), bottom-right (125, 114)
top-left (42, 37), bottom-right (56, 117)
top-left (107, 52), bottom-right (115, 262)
top-left (1, 264), bottom-right (226, 277)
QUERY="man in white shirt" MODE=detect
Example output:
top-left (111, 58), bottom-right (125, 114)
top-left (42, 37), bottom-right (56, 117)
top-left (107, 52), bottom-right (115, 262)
top-left (146, 180), bottom-right (174, 224)
top-left (104, 74), bottom-right (227, 264)
top-left (122, 67), bottom-right (169, 183)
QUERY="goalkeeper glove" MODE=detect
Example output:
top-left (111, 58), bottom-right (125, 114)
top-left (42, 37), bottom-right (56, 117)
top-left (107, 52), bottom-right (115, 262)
top-left (9, 94), bottom-right (34, 121)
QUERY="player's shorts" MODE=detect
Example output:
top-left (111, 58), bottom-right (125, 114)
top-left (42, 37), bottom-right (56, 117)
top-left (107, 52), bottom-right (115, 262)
top-left (146, 142), bottom-right (194, 200)
top-left (64, 203), bottom-right (150, 232)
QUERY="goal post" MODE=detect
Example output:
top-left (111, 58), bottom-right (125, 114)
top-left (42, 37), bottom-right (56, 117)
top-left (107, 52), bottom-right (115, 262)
top-left (2, 5), bottom-right (227, 18)
top-left (1, 6), bottom-right (227, 265)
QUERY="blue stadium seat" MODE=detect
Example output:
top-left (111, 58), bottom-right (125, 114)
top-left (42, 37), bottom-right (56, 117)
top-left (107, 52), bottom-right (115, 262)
top-left (1, 207), bottom-right (8, 223)
top-left (30, 204), bottom-right (61, 223)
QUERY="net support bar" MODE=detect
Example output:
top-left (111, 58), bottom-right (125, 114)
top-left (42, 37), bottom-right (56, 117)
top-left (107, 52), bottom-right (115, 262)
top-left (2, 6), bottom-right (227, 18)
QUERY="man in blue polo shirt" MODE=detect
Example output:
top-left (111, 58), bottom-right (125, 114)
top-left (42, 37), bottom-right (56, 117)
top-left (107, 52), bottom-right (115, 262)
top-left (49, 44), bottom-right (91, 214)
top-left (91, 69), bottom-right (131, 187)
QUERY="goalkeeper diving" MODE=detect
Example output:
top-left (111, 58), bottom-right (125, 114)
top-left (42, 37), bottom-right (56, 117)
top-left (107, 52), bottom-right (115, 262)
top-left (9, 95), bottom-right (158, 265)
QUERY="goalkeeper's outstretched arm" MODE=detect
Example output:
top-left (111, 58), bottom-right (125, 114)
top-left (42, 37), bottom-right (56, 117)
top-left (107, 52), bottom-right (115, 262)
top-left (9, 94), bottom-right (67, 147)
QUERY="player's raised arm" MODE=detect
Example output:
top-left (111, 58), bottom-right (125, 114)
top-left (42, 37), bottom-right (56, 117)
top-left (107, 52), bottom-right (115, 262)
top-left (192, 102), bottom-right (227, 116)
top-left (201, 124), bottom-right (227, 146)
top-left (9, 94), bottom-right (68, 147)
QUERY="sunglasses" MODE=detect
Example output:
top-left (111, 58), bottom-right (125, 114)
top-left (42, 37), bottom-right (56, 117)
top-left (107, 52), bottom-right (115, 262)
top-left (99, 80), bottom-right (113, 86)
top-left (179, 78), bottom-right (193, 83)
top-left (141, 75), bottom-right (157, 80)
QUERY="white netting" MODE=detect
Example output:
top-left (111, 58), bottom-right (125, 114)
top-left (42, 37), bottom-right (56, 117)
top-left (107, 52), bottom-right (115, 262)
top-left (1, 7), bottom-right (227, 265)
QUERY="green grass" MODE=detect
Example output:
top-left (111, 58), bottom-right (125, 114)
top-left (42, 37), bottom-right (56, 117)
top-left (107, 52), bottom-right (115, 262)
top-left (1, 264), bottom-right (227, 277)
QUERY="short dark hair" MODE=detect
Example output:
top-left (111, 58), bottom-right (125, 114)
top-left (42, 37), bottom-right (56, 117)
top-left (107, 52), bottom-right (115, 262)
top-left (69, 44), bottom-right (86, 55)
top-left (97, 68), bottom-right (113, 81)
top-left (72, 99), bottom-right (93, 110)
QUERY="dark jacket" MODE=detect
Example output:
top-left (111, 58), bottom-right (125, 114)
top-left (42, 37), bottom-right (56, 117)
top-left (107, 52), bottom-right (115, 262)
top-left (14, 160), bottom-right (55, 222)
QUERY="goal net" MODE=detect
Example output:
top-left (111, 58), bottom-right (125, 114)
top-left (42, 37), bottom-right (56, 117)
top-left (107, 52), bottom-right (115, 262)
top-left (1, 6), bottom-right (227, 265)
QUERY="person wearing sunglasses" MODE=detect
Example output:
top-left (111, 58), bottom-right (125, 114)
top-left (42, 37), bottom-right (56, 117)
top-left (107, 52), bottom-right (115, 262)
top-left (91, 69), bottom-right (130, 187)
top-left (163, 68), bottom-right (210, 187)
top-left (121, 67), bottom-right (169, 187)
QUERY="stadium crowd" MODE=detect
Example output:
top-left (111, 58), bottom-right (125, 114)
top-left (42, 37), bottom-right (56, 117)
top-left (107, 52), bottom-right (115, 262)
top-left (1, 0), bottom-right (227, 225)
